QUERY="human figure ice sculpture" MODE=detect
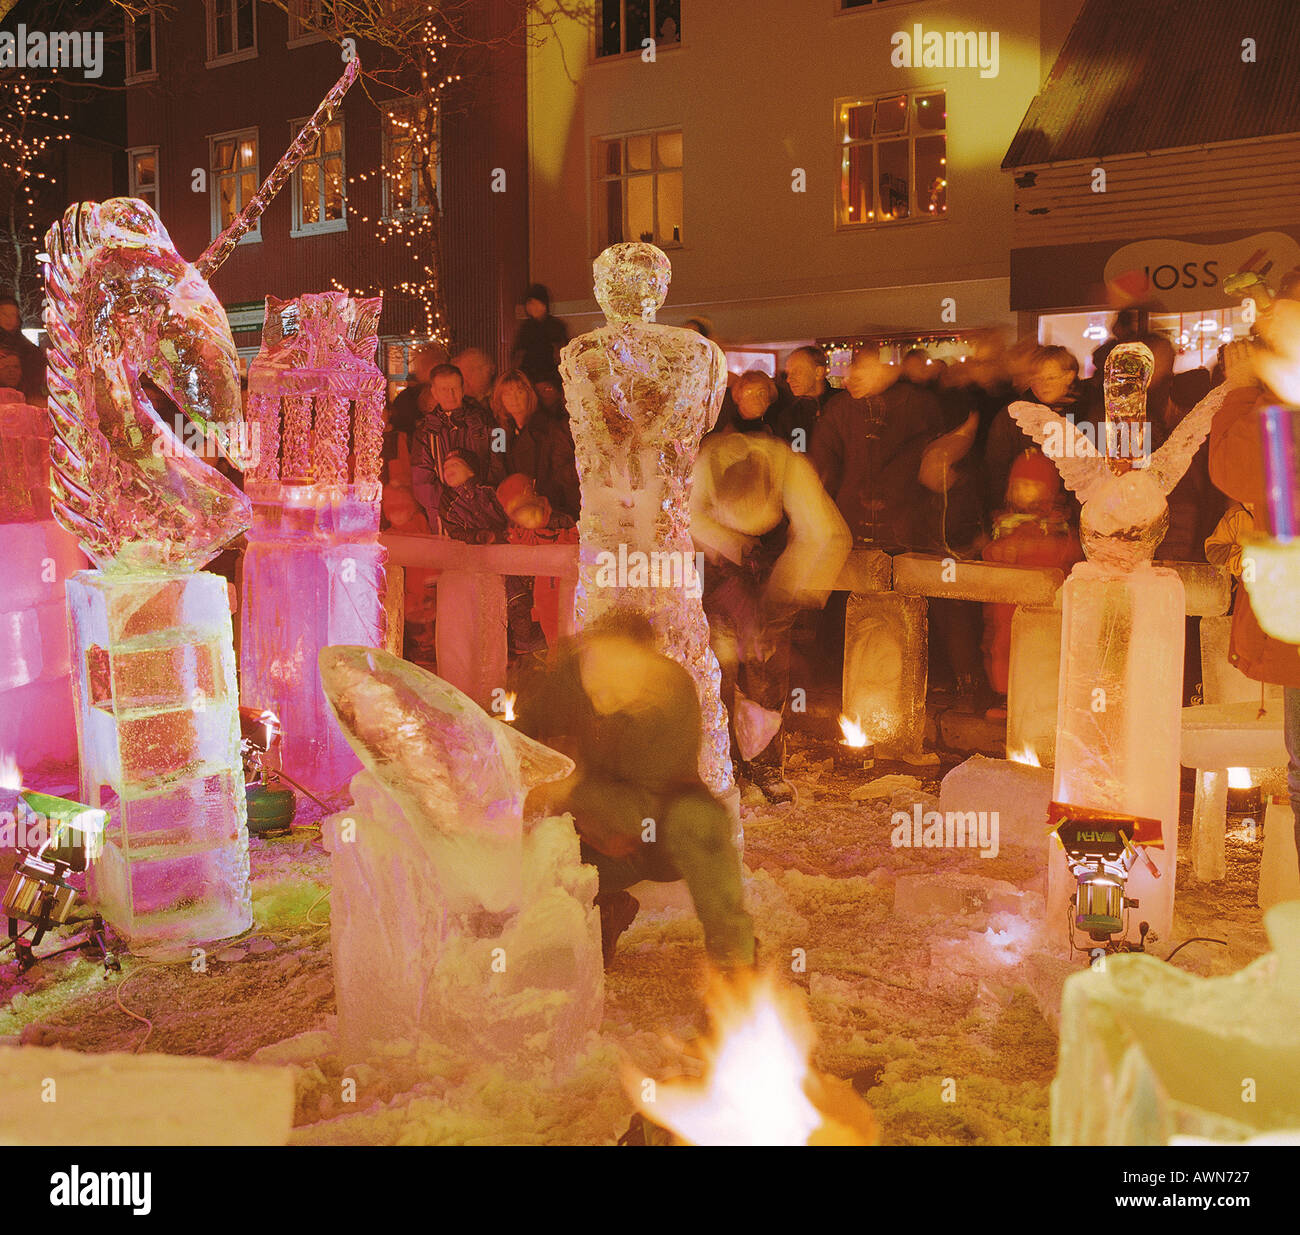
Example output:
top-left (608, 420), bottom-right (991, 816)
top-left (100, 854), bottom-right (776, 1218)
top-left (241, 293), bottom-right (387, 798)
top-left (43, 198), bottom-right (254, 951)
top-left (318, 646), bottom-right (603, 1069)
top-left (559, 243), bottom-right (734, 801)
top-left (1010, 344), bottom-right (1231, 945)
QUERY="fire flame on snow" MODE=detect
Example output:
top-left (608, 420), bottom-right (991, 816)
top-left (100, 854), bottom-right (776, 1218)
top-left (625, 973), bottom-right (877, 1146)
top-left (0, 752), bottom-right (21, 791)
top-left (1008, 746), bottom-right (1042, 768)
top-left (1227, 767), bottom-right (1252, 789)
top-left (500, 692), bottom-right (517, 723)
top-left (838, 714), bottom-right (869, 748)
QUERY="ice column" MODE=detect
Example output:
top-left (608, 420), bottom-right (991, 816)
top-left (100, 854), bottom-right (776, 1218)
top-left (43, 198), bottom-right (255, 951)
top-left (0, 392), bottom-right (85, 769)
top-left (560, 243), bottom-right (733, 799)
top-left (241, 293), bottom-right (387, 798)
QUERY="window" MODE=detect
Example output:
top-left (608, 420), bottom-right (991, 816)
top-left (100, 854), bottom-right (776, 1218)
top-left (291, 116), bottom-right (346, 235)
top-left (125, 9), bottom-right (156, 81)
top-left (593, 130), bottom-right (682, 251)
top-left (597, 0), bottom-right (680, 58)
top-left (837, 90), bottom-right (946, 227)
top-left (209, 129), bottom-right (260, 243)
top-left (289, 0), bottom-right (336, 44)
top-left (383, 101), bottom-right (437, 218)
top-left (128, 147), bottom-right (159, 213)
top-left (207, 0), bottom-right (257, 65)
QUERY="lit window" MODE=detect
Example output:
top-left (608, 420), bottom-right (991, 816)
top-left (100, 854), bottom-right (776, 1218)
top-left (597, 0), bottom-right (680, 58)
top-left (383, 101), bottom-right (437, 218)
top-left (593, 129), bottom-right (682, 251)
top-left (128, 148), bottom-right (159, 213)
top-left (837, 90), bottom-right (946, 227)
top-left (207, 0), bottom-right (257, 64)
top-left (126, 8), bottom-right (156, 80)
top-left (209, 129), bottom-right (260, 242)
top-left (292, 116), bottom-right (346, 234)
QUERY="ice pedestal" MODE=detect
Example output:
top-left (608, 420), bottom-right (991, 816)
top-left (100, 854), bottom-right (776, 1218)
top-left (1050, 562), bottom-right (1184, 945)
top-left (1260, 799), bottom-right (1300, 910)
top-left (1199, 614), bottom-right (1284, 706)
top-left (1007, 605), bottom-right (1062, 768)
top-left (318, 648), bottom-right (602, 1073)
top-left (240, 487), bottom-right (386, 796)
top-left (0, 395), bottom-right (87, 768)
top-left (1051, 902), bottom-right (1300, 1145)
top-left (434, 569), bottom-right (508, 712)
top-left (843, 592), bottom-right (927, 757)
top-left (69, 570), bottom-right (251, 951)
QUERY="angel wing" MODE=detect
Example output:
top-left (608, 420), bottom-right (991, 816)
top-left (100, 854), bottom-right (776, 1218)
top-left (1146, 381), bottom-right (1231, 495)
top-left (1008, 400), bottom-right (1111, 502)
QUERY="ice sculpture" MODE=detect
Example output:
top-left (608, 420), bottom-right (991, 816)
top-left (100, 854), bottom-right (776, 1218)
top-left (241, 293), bottom-right (387, 797)
top-left (319, 646), bottom-right (603, 1070)
top-left (41, 64), bottom-right (361, 952)
top-left (842, 592), bottom-right (927, 756)
top-left (0, 391), bottom-right (85, 768)
top-left (1052, 902), bottom-right (1300, 1144)
top-left (559, 243), bottom-right (733, 799)
top-left (1010, 346), bottom-right (1232, 946)
top-left (43, 198), bottom-right (252, 951)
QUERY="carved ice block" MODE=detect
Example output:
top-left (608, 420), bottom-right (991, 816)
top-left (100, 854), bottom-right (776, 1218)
top-left (1050, 563), bottom-right (1184, 945)
top-left (1007, 604), bottom-right (1062, 768)
top-left (939, 754), bottom-right (1054, 851)
top-left (834, 547), bottom-right (894, 593)
top-left (241, 486), bottom-right (387, 797)
top-left (1260, 799), bottom-right (1300, 911)
top-left (435, 570), bottom-right (508, 712)
top-left (1164, 561), bottom-right (1230, 617)
top-left (843, 592), bottom-right (927, 756)
top-left (69, 570), bottom-right (250, 951)
top-left (1199, 614), bottom-right (1283, 706)
top-left (1191, 769), bottom-right (1228, 881)
top-left (1051, 903), bottom-right (1300, 1145)
top-left (892, 552), bottom-right (1064, 605)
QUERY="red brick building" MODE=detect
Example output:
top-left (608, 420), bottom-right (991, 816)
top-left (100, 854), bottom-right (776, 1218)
top-left (123, 0), bottom-right (529, 377)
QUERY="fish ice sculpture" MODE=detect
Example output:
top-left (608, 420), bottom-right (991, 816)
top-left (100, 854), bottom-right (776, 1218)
top-left (1010, 343), bottom-right (1231, 571)
top-left (318, 646), bottom-right (603, 1065)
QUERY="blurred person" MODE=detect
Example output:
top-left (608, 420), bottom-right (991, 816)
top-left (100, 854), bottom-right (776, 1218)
top-left (533, 374), bottom-right (569, 428)
top-left (1090, 307), bottom-right (1142, 377)
top-left (516, 614), bottom-right (755, 968)
top-left (511, 283), bottom-right (568, 383)
top-left (693, 418), bottom-right (851, 803)
top-left (983, 344), bottom-right (1095, 518)
top-left (811, 351), bottom-right (943, 548)
top-left (898, 347), bottom-right (936, 388)
top-left (0, 294), bottom-right (44, 402)
top-left (1208, 302), bottom-right (1300, 876)
top-left (0, 342), bottom-right (24, 394)
top-left (768, 345), bottom-right (833, 450)
top-left (450, 346), bottom-right (496, 404)
top-left (410, 363), bottom-right (502, 529)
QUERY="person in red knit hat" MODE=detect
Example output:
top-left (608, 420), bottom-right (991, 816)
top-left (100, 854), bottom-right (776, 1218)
top-left (980, 449), bottom-right (1083, 718)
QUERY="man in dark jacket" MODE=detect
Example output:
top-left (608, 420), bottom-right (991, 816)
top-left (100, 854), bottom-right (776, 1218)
top-left (767, 345), bottom-right (835, 452)
top-left (0, 295), bottom-right (45, 403)
top-left (411, 364), bottom-right (502, 530)
top-left (510, 283), bottom-right (569, 384)
top-left (811, 352), bottom-right (943, 549)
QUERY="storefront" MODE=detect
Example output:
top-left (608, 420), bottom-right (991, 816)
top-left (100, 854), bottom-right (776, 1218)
top-left (1013, 228), bottom-right (1300, 378)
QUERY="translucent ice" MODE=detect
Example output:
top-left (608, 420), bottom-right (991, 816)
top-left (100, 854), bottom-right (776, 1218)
top-left (842, 592), bottom-right (927, 757)
top-left (319, 647), bottom-right (602, 1068)
top-left (1052, 903), bottom-right (1300, 1145)
top-left (240, 293), bottom-right (388, 796)
top-left (560, 243), bottom-right (733, 799)
top-left (892, 552), bottom-right (1063, 605)
top-left (1006, 605), bottom-right (1062, 767)
top-left (43, 198), bottom-right (252, 951)
top-left (939, 754), bottom-right (1054, 850)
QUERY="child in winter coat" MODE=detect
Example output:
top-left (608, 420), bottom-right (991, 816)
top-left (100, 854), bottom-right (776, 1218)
top-left (981, 449), bottom-right (1083, 711)
top-left (439, 451), bottom-right (507, 543)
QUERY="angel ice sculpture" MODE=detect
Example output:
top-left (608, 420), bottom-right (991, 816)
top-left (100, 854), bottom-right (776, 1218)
top-left (1010, 342), bottom-right (1231, 571)
top-left (1008, 343), bottom-right (1230, 945)
top-left (42, 63), bottom-right (359, 952)
top-left (560, 243), bottom-right (734, 803)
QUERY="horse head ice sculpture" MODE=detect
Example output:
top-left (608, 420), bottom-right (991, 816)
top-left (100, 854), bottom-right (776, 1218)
top-left (43, 197), bottom-right (252, 573)
top-left (1010, 343), bottom-right (1231, 571)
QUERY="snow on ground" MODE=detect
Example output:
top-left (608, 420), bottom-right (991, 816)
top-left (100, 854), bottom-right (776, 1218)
top-left (0, 737), bottom-right (1276, 1145)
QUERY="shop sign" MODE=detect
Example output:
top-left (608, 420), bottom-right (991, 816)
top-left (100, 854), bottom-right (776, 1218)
top-left (1103, 232), bottom-right (1300, 311)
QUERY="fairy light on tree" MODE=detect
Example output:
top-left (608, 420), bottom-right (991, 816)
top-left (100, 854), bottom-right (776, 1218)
top-left (0, 74), bottom-right (72, 320)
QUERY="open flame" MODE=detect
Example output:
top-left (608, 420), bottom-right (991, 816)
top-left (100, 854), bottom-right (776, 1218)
top-left (839, 714), bottom-right (869, 748)
top-left (0, 752), bottom-right (22, 791)
top-left (1008, 746), bottom-right (1042, 768)
top-left (627, 974), bottom-right (877, 1146)
top-left (500, 692), bottom-right (517, 723)
top-left (1227, 767), bottom-right (1252, 789)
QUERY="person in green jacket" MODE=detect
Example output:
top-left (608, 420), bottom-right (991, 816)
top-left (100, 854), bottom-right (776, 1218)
top-left (516, 612), bottom-right (755, 969)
